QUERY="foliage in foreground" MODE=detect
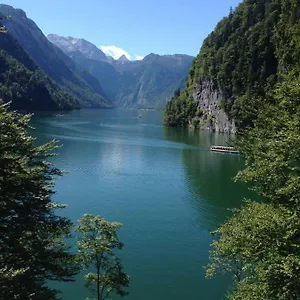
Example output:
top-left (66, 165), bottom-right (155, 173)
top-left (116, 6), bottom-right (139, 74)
top-left (0, 103), bottom-right (130, 299)
top-left (77, 214), bottom-right (130, 300)
top-left (207, 70), bottom-right (300, 299)
top-left (207, 201), bottom-right (300, 299)
top-left (205, 1), bottom-right (300, 298)
top-left (0, 103), bottom-right (78, 299)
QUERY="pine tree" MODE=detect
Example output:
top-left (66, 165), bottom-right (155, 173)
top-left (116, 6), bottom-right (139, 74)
top-left (0, 103), bottom-right (78, 299)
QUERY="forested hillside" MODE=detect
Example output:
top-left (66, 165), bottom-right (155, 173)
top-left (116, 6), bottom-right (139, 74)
top-left (0, 4), bottom-right (113, 109)
top-left (164, 0), bottom-right (290, 131)
top-left (207, 1), bottom-right (300, 299)
top-left (0, 30), bottom-right (79, 111)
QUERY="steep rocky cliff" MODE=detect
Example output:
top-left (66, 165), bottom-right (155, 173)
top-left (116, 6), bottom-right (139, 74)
top-left (192, 81), bottom-right (236, 133)
top-left (164, 0), bottom-right (282, 133)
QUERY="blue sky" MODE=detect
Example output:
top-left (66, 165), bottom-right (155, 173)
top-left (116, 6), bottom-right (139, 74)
top-left (6, 0), bottom-right (242, 60)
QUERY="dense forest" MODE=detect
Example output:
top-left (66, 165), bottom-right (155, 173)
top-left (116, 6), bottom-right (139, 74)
top-left (164, 0), bottom-right (295, 130)
top-left (0, 31), bottom-right (79, 111)
top-left (205, 0), bottom-right (300, 299)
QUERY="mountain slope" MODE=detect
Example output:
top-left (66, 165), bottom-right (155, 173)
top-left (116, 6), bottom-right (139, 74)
top-left (48, 34), bottom-right (194, 109)
top-left (164, 0), bottom-right (285, 132)
top-left (47, 34), bottom-right (108, 62)
top-left (117, 54), bottom-right (193, 108)
top-left (0, 4), bottom-right (112, 108)
top-left (0, 31), bottom-right (79, 111)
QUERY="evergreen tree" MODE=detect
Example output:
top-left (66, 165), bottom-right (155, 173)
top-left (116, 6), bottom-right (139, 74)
top-left (0, 103), bottom-right (78, 299)
top-left (207, 2), bottom-right (300, 296)
top-left (207, 70), bottom-right (300, 299)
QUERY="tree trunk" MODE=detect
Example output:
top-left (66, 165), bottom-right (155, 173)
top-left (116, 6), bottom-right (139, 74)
top-left (97, 266), bottom-right (100, 300)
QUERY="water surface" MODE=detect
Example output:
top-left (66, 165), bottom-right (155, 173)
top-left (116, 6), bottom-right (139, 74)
top-left (31, 109), bottom-right (251, 300)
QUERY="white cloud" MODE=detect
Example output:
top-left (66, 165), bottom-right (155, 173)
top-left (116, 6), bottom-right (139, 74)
top-left (134, 55), bottom-right (144, 61)
top-left (99, 46), bottom-right (144, 61)
top-left (99, 45), bottom-right (131, 60)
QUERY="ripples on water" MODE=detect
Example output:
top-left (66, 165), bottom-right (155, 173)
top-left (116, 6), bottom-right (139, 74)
top-left (31, 109), bottom-right (252, 300)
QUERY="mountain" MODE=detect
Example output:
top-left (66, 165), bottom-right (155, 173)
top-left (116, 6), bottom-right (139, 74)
top-left (106, 56), bottom-right (115, 63)
top-left (47, 34), bottom-right (107, 62)
top-left (116, 54), bottom-right (130, 64)
top-left (0, 30), bottom-right (79, 111)
top-left (48, 34), bottom-right (194, 109)
top-left (0, 4), bottom-right (113, 108)
top-left (164, 0), bottom-right (287, 133)
top-left (113, 53), bottom-right (194, 108)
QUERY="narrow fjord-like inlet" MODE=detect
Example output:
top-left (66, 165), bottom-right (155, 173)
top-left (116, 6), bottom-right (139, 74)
top-left (2, 1), bottom-right (300, 298)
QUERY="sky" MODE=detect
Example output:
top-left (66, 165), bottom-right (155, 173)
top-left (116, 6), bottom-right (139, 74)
top-left (5, 0), bottom-right (242, 60)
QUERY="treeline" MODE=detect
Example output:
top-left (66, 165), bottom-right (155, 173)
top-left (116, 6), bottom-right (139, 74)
top-left (206, 0), bottom-right (300, 299)
top-left (164, 0), bottom-right (292, 129)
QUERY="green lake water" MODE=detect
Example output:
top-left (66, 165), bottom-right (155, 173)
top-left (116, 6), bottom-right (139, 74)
top-left (31, 109), bottom-right (252, 300)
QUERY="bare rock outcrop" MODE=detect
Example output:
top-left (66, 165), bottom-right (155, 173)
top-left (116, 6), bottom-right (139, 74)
top-left (192, 81), bottom-right (236, 134)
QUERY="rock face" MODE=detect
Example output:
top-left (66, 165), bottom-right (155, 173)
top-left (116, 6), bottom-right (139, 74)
top-left (192, 81), bottom-right (236, 133)
top-left (0, 5), bottom-right (112, 108)
top-left (165, 1), bottom-right (284, 134)
top-left (116, 54), bottom-right (129, 64)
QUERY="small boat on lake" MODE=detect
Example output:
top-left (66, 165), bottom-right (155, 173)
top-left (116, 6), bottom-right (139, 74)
top-left (210, 145), bottom-right (240, 154)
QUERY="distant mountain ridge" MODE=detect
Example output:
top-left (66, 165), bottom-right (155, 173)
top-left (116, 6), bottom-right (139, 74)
top-left (47, 34), bottom-right (108, 62)
top-left (48, 34), bottom-right (194, 108)
top-left (0, 4), bottom-right (113, 108)
top-left (116, 54), bottom-right (130, 64)
top-left (0, 4), bottom-right (193, 110)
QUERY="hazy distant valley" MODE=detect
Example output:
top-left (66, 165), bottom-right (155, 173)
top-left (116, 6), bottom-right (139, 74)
top-left (48, 34), bottom-right (194, 109)
top-left (0, 4), bottom-right (193, 111)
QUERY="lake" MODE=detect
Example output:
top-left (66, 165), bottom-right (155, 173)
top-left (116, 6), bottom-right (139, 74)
top-left (31, 109), bottom-right (251, 300)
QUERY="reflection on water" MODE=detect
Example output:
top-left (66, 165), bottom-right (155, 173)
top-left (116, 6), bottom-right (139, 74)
top-left (29, 109), bottom-right (252, 300)
top-left (163, 126), bottom-right (232, 148)
top-left (164, 127), bottom-right (254, 230)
